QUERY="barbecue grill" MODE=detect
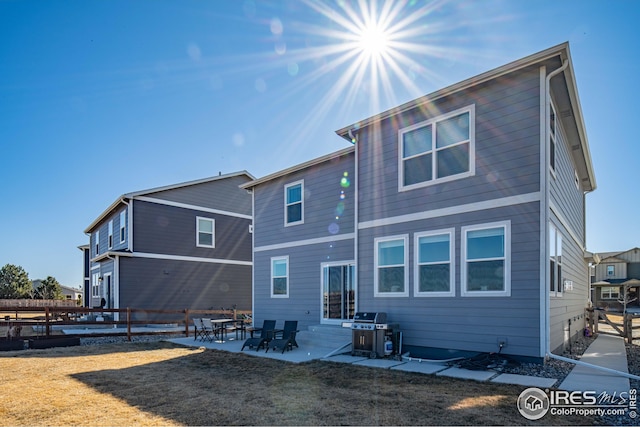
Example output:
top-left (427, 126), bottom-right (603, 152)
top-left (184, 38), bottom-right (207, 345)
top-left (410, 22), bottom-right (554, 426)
top-left (350, 312), bottom-right (399, 358)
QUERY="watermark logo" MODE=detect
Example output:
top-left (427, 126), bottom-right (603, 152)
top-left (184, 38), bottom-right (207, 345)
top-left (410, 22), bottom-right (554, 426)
top-left (517, 387), bottom-right (550, 420)
top-left (517, 387), bottom-right (637, 420)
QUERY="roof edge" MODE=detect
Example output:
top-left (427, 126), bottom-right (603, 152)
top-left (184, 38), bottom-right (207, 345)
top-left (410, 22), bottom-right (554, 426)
top-left (241, 146), bottom-right (355, 189)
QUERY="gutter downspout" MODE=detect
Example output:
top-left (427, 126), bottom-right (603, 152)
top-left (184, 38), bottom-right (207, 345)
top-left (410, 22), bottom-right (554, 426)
top-left (547, 352), bottom-right (640, 381)
top-left (543, 59), bottom-right (568, 358)
top-left (349, 129), bottom-right (359, 314)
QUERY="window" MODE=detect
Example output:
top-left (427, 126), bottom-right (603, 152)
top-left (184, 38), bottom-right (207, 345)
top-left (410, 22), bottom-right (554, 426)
top-left (414, 229), bottom-right (455, 297)
top-left (271, 256), bottom-right (289, 297)
top-left (285, 180), bottom-right (303, 225)
top-left (374, 235), bottom-right (409, 297)
top-left (461, 221), bottom-right (510, 297)
top-left (549, 102), bottom-right (556, 173)
top-left (607, 265), bottom-right (615, 277)
top-left (549, 224), bottom-right (563, 297)
top-left (196, 217), bottom-right (215, 248)
top-left (399, 105), bottom-right (475, 190)
top-left (94, 231), bottom-right (100, 256)
top-left (92, 273), bottom-right (100, 298)
top-left (601, 287), bottom-right (620, 300)
top-left (119, 210), bottom-right (126, 243)
top-left (108, 221), bottom-right (113, 249)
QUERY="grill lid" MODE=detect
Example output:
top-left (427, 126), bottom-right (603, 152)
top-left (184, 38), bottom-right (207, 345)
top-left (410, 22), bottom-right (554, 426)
top-left (353, 312), bottom-right (387, 324)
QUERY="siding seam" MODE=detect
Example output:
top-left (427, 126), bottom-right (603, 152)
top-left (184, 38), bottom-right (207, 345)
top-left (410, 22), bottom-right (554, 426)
top-left (254, 232), bottom-right (355, 252)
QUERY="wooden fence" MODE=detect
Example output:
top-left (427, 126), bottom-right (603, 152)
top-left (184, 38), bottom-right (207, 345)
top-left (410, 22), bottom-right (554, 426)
top-left (1, 306), bottom-right (251, 341)
top-left (586, 308), bottom-right (640, 344)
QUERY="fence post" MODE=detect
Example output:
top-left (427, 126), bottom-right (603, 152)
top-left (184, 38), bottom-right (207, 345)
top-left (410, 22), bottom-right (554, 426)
top-left (45, 306), bottom-right (50, 337)
top-left (184, 309), bottom-right (190, 337)
top-left (127, 308), bottom-right (131, 341)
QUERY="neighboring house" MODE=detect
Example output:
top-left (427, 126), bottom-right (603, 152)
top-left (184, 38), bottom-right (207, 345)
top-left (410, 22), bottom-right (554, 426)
top-left (82, 171), bottom-right (254, 317)
top-left (589, 247), bottom-right (640, 311)
top-left (242, 42), bottom-right (596, 362)
top-left (30, 280), bottom-right (82, 301)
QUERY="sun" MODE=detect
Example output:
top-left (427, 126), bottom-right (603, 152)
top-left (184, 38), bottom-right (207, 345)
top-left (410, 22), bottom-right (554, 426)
top-left (356, 22), bottom-right (390, 59)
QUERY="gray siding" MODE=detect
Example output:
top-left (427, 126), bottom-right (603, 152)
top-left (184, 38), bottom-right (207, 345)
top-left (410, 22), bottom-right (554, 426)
top-left (357, 202), bottom-right (541, 358)
top-left (253, 239), bottom-right (354, 330)
top-left (133, 200), bottom-right (252, 261)
top-left (254, 151), bottom-right (355, 248)
top-left (146, 174), bottom-right (252, 216)
top-left (251, 151), bottom-right (355, 329)
top-left (119, 256), bottom-right (251, 314)
top-left (358, 66), bottom-right (541, 223)
top-left (90, 205), bottom-right (128, 257)
top-left (548, 92), bottom-right (590, 353)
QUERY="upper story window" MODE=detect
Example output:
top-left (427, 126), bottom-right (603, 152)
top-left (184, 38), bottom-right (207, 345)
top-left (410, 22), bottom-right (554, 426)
top-left (607, 265), bottom-right (615, 277)
top-left (549, 101), bottom-right (557, 173)
top-left (285, 180), bottom-right (304, 226)
top-left (374, 235), bottom-right (409, 297)
top-left (108, 221), bottom-right (113, 249)
top-left (196, 217), bottom-right (215, 248)
top-left (461, 221), bottom-right (510, 297)
top-left (414, 229), bottom-right (455, 297)
top-left (271, 256), bottom-right (289, 298)
top-left (119, 210), bottom-right (126, 243)
top-left (94, 230), bottom-right (100, 256)
top-left (399, 105), bottom-right (475, 190)
top-left (549, 224), bottom-right (563, 297)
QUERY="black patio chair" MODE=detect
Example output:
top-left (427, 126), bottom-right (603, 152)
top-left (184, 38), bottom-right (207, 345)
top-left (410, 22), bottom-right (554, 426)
top-left (266, 320), bottom-right (299, 353)
top-left (241, 319), bottom-right (276, 351)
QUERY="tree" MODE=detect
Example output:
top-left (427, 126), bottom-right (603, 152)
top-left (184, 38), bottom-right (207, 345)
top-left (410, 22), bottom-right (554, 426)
top-left (34, 276), bottom-right (63, 300)
top-left (0, 264), bottom-right (32, 299)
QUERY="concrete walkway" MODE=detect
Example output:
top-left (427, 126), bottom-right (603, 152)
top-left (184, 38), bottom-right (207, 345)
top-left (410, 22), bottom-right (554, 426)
top-left (559, 334), bottom-right (631, 395)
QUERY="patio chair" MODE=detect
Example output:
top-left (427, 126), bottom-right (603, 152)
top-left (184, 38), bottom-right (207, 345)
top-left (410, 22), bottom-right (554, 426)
top-left (241, 319), bottom-right (276, 351)
top-left (192, 318), bottom-right (205, 341)
top-left (266, 320), bottom-right (299, 353)
top-left (200, 318), bottom-right (217, 342)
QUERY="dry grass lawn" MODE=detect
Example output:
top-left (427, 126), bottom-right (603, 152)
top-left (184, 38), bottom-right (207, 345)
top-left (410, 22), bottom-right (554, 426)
top-left (0, 341), bottom-right (594, 426)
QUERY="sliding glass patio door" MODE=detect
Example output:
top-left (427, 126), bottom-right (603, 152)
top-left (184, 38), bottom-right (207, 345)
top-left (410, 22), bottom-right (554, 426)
top-left (321, 262), bottom-right (355, 324)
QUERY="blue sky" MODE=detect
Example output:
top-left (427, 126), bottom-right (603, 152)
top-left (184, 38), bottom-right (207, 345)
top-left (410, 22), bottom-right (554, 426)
top-left (1, 0), bottom-right (639, 288)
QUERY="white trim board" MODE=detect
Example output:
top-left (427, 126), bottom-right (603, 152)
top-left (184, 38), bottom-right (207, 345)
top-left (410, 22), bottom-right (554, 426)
top-left (131, 252), bottom-right (252, 266)
top-left (254, 232), bottom-right (355, 253)
top-left (358, 192), bottom-right (540, 230)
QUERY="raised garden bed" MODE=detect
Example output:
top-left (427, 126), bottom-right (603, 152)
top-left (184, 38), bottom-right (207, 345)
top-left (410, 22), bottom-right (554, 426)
top-left (0, 338), bottom-right (26, 351)
top-left (28, 336), bottom-right (81, 349)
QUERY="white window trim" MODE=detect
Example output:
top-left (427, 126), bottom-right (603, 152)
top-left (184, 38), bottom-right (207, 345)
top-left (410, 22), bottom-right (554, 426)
top-left (398, 104), bottom-right (475, 192)
top-left (91, 273), bottom-right (100, 298)
top-left (374, 234), bottom-right (409, 297)
top-left (414, 228), bottom-right (455, 297)
top-left (284, 180), bottom-right (304, 226)
top-left (461, 220), bottom-right (511, 297)
top-left (607, 265), bottom-right (615, 277)
top-left (271, 256), bottom-right (289, 298)
top-left (95, 230), bottom-right (100, 256)
top-left (108, 220), bottom-right (113, 250)
top-left (119, 211), bottom-right (126, 243)
top-left (196, 216), bottom-right (215, 248)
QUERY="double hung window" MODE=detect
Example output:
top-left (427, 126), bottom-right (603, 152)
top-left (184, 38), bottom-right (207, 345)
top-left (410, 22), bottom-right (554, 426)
top-left (119, 211), bottom-right (126, 243)
top-left (607, 265), bottom-right (615, 277)
top-left (374, 235), bottom-right (408, 297)
top-left (461, 221), bottom-right (510, 297)
top-left (94, 231), bottom-right (100, 256)
top-left (414, 229), bottom-right (455, 297)
top-left (196, 217), bottom-right (215, 248)
top-left (271, 256), bottom-right (289, 297)
top-left (601, 287), bottom-right (619, 300)
top-left (399, 105), bottom-right (474, 190)
top-left (285, 180), bottom-right (304, 225)
top-left (549, 224), bottom-right (563, 297)
top-left (108, 221), bottom-right (113, 249)
top-left (549, 102), bottom-right (557, 173)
